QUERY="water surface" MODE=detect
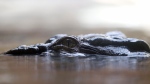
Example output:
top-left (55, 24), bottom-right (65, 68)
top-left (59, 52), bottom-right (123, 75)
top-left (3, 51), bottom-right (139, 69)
top-left (0, 54), bottom-right (150, 84)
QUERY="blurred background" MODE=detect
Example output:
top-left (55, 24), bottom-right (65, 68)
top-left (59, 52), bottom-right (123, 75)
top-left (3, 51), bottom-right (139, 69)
top-left (0, 0), bottom-right (150, 51)
top-left (0, 0), bottom-right (150, 31)
top-left (1, 1), bottom-right (150, 84)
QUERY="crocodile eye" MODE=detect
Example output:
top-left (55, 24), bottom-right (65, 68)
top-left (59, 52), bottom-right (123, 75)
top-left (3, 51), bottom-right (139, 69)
top-left (62, 38), bottom-right (77, 48)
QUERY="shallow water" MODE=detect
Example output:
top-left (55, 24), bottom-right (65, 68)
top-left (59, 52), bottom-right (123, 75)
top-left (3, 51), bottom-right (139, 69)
top-left (0, 54), bottom-right (150, 84)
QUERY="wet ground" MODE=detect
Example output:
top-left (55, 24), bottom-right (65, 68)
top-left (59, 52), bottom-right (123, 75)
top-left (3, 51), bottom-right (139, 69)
top-left (0, 29), bottom-right (150, 84)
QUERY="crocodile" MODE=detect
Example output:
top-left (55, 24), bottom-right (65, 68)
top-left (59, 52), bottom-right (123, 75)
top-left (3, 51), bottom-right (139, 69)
top-left (4, 31), bottom-right (150, 56)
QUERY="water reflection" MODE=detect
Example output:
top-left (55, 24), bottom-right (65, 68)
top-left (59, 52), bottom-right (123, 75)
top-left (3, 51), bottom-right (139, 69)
top-left (0, 55), bottom-right (149, 84)
top-left (9, 55), bottom-right (149, 71)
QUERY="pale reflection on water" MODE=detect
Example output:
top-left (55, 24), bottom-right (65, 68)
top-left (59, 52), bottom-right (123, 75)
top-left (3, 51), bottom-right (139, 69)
top-left (0, 55), bottom-right (150, 84)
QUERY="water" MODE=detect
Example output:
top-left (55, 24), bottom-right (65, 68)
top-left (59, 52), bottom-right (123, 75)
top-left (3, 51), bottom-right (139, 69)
top-left (0, 54), bottom-right (150, 84)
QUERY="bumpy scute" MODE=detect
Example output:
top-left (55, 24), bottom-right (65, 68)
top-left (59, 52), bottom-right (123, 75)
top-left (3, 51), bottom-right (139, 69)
top-left (4, 31), bottom-right (150, 56)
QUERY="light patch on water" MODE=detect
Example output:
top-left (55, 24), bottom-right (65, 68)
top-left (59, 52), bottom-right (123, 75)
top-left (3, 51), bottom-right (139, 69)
top-left (128, 52), bottom-right (150, 57)
top-left (0, 74), bottom-right (14, 84)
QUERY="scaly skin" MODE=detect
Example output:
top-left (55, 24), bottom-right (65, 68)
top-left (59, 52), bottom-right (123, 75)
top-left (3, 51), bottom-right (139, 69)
top-left (4, 31), bottom-right (150, 56)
